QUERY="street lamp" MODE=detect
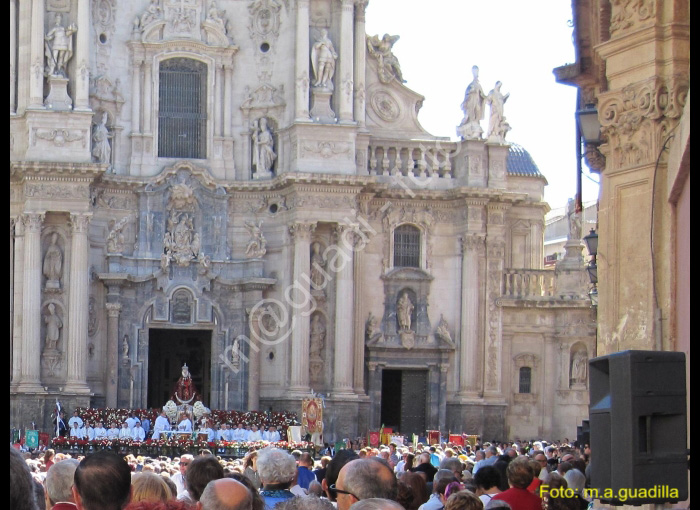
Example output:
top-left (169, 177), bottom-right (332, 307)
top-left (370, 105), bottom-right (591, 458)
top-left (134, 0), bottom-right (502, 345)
top-left (576, 104), bottom-right (602, 145)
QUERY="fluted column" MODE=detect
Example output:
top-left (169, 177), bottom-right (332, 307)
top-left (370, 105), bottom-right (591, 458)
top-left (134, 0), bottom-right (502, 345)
top-left (338, 0), bottom-right (354, 123)
top-left (74, 0), bottom-right (91, 110)
top-left (294, 0), bottom-right (311, 120)
top-left (64, 213), bottom-right (91, 393)
top-left (458, 234), bottom-right (484, 396)
top-left (333, 225), bottom-right (355, 395)
top-left (353, 235), bottom-right (365, 393)
top-left (18, 213), bottom-right (44, 391)
top-left (11, 218), bottom-right (25, 385)
top-left (288, 222), bottom-right (315, 393)
top-left (29, 0), bottom-right (45, 108)
top-left (353, 0), bottom-right (368, 127)
top-left (105, 302), bottom-right (121, 407)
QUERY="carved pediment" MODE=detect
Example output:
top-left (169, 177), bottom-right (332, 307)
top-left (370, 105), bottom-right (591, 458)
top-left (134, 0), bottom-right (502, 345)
top-left (381, 266), bottom-right (433, 282)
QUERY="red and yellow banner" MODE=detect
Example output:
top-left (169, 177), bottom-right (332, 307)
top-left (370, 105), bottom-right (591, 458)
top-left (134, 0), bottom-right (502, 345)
top-left (301, 398), bottom-right (323, 434)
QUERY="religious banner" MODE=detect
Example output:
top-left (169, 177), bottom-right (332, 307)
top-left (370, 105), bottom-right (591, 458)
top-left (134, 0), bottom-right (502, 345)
top-left (287, 425), bottom-right (302, 443)
top-left (448, 434), bottom-right (464, 446)
top-left (25, 430), bottom-right (39, 449)
top-left (39, 432), bottom-right (50, 447)
top-left (368, 430), bottom-right (380, 447)
top-left (464, 435), bottom-right (478, 447)
top-left (381, 427), bottom-right (393, 446)
top-left (390, 435), bottom-right (404, 446)
top-left (427, 430), bottom-right (440, 445)
top-left (301, 398), bottom-right (323, 434)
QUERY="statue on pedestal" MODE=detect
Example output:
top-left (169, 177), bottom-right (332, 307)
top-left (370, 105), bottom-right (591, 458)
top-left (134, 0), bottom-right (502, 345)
top-left (458, 66), bottom-right (486, 140)
top-left (172, 363), bottom-right (200, 405)
top-left (92, 112), bottom-right (112, 165)
top-left (252, 117), bottom-right (276, 176)
top-left (311, 29), bottom-right (338, 89)
top-left (397, 291), bottom-right (414, 331)
top-left (486, 81), bottom-right (510, 143)
top-left (43, 233), bottom-right (63, 290)
top-left (45, 14), bottom-right (77, 77)
top-left (44, 304), bottom-right (63, 352)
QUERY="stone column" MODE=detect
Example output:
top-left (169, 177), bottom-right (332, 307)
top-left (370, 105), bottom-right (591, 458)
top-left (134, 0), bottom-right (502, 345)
top-left (18, 213), bottom-right (44, 391)
top-left (214, 64), bottom-right (223, 136)
top-left (74, 0), bottom-right (91, 110)
top-left (16, 0), bottom-right (31, 112)
top-left (64, 213), bottom-right (91, 394)
top-left (484, 236), bottom-right (505, 397)
top-left (10, 0), bottom-right (17, 113)
top-left (105, 302), bottom-right (121, 407)
top-left (333, 225), bottom-right (355, 395)
top-left (294, 0), bottom-right (311, 121)
top-left (11, 218), bottom-right (24, 385)
top-left (353, 0), bottom-right (367, 127)
top-left (29, 0), bottom-right (45, 108)
top-left (458, 234), bottom-right (484, 397)
top-left (246, 306), bottom-right (263, 411)
top-left (288, 222), bottom-right (316, 394)
top-left (131, 59), bottom-right (142, 133)
top-left (353, 238), bottom-right (365, 394)
top-left (367, 362), bottom-right (383, 429)
top-left (338, 0), bottom-right (354, 123)
top-left (143, 64), bottom-right (153, 133)
top-left (223, 65), bottom-right (232, 137)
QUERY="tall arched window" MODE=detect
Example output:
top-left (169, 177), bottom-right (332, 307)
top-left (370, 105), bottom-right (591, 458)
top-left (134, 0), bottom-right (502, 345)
top-left (158, 58), bottom-right (207, 159)
top-left (519, 367), bottom-right (532, 394)
top-left (393, 224), bottom-right (421, 268)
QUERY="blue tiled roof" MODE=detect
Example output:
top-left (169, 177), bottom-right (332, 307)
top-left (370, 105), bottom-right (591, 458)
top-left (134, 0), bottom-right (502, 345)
top-left (507, 143), bottom-right (543, 177)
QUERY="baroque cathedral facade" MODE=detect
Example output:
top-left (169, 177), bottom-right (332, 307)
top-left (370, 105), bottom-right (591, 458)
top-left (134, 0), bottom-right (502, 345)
top-left (10, 0), bottom-right (595, 441)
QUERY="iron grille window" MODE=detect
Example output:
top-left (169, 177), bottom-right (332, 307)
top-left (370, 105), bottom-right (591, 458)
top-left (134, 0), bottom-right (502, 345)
top-left (519, 367), bottom-right (532, 394)
top-left (158, 58), bottom-right (207, 159)
top-left (393, 224), bottom-right (421, 268)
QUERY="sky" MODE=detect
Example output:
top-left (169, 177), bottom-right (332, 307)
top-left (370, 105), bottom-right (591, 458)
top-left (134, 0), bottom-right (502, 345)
top-left (364, 0), bottom-right (600, 210)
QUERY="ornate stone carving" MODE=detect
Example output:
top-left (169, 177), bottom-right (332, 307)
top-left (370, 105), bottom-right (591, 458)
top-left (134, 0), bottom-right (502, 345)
top-left (244, 220), bottom-right (267, 258)
top-left (70, 214), bottom-right (91, 234)
top-left (168, 183), bottom-right (197, 211)
top-left (309, 313), bottom-right (326, 360)
top-left (43, 303), bottom-right (63, 352)
top-left (241, 83), bottom-right (286, 111)
top-left (25, 183), bottom-right (90, 199)
top-left (252, 117), bottom-right (277, 177)
top-left (88, 296), bottom-right (99, 337)
top-left (43, 233), bottom-right (63, 290)
top-left (370, 91), bottom-right (401, 122)
top-left (90, 75), bottom-right (125, 115)
top-left (34, 129), bottom-right (85, 147)
top-left (45, 13), bottom-right (77, 77)
top-left (310, 241), bottom-right (326, 291)
top-left (397, 291), bottom-right (414, 331)
top-left (610, 0), bottom-right (655, 35)
top-left (96, 192), bottom-right (136, 210)
top-left (458, 66), bottom-right (486, 140)
top-left (23, 213), bottom-right (44, 233)
top-left (311, 29), bottom-right (337, 89)
top-left (122, 334), bottom-right (129, 360)
top-left (248, 0), bottom-right (283, 41)
top-left (48, 0), bottom-right (71, 12)
top-left (106, 215), bottom-right (130, 253)
top-left (366, 312), bottom-right (383, 343)
top-left (486, 81), bottom-right (510, 143)
top-left (435, 314), bottom-right (453, 345)
top-left (140, 0), bottom-right (163, 28)
top-left (289, 222), bottom-right (316, 242)
top-left (172, 289), bottom-right (192, 324)
top-left (570, 345), bottom-right (588, 388)
top-left (461, 234), bottom-right (485, 253)
top-left (163, 211), bottom-right (199, 267)
top-left (566, 198), bottom-right (582, 241)
top-left (300, 141), bottom-right (352, 160)
top-left (367, 34), bottom-right (404, 84)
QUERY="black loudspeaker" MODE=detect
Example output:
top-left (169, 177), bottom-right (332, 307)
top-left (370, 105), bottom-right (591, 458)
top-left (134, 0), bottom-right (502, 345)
top-left (576, 419), bottom-right (590, 450)
top-left (588, 350), bottom-right (687, 505)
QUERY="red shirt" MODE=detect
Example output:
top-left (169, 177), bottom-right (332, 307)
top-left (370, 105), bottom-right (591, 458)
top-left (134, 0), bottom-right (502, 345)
top-left (492, 487), bottom-right (543, 510)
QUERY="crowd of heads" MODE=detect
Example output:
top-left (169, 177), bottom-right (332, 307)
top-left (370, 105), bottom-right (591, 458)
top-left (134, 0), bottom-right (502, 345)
top-left (12, 436), bottom-right (591, 510)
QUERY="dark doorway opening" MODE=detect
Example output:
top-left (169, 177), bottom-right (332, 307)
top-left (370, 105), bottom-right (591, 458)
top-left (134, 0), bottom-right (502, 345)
top-left (147, 329), bottom-right (212, 409)
top-left (380, 369), bottom-right (428, 436)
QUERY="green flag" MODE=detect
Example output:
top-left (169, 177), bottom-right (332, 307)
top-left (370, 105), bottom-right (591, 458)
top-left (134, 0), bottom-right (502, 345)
top-left (25, 430), bottom-right (39, 449)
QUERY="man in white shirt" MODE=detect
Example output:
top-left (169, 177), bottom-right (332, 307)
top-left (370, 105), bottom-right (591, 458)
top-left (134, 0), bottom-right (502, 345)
top-left (93, 421), bottom-right (108, 440)
top-left (231, 423), bottom-right (246, 441)
top-left (177, 415), bottom-right (193, 433)
top-left (69, 422), bottom-right (85, 439)
top-left (125, 413), bottom-right (139, 431)
top-left (119, 422), bottom-right (132, 439)
top-left (172, 454), bottom-right (194, 499)
top-left (84, 421), bottom-right (95, 441)
top-left (68, 411), bottom-right (83, 429)
top-left (132, 422), bottom-right (146, 441)
top-left (263, 426), bottom-right (281, 442)
top-left (248, 424), bottom-right (263, 441)
top-left (107, 423), bottom-right (120, 439)
top-left (153, 410), bottom-right (171, 440)
top-left (217, 423), bottom-right (230, 442)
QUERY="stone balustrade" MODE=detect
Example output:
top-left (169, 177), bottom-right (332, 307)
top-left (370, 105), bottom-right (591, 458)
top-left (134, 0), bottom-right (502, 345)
top-left (502, 269), bottom-right (555, 298)
top-left (366, 140), bottom-right (457, 178)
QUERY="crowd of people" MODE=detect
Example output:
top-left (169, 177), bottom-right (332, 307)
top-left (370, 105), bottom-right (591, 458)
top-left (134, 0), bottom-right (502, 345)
top-left (12, 435), bottom-right (592, 510)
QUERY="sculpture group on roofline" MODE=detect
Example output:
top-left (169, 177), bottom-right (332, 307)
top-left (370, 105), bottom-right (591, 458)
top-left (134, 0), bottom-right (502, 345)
top-left (458, 65), bottom-right (511, 144)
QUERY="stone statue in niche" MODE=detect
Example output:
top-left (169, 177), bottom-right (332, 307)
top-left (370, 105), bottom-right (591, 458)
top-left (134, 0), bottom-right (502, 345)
top-left (43, 233), bottom-right (63, 290)
top-left (311, 29), bottom-right (338, 89)
top-left (163, 211), bottom-right (198, 266)
top-left (570, 349), bottom-right (588, 387)
top-left (435, 314), bottom-right (453, 344)
top-left (310, 242), bottom-right (326, 290)
top-left (367, 34), bottom-right (404, 84)
top-left (309, 314), bottom-right (326, 360)
top-left (122, 334), bottom-right (129, 360)
top-left (366, 312), bottom-right (383, 343)
top-left (458, 65), bottom-right (486, 140)
top-left (44, 303), bottom-right (63, 352)
top-left (397, 291), bottom-right (414, 331)
top-left (566, 198), bottom-right (582, 241)
top-left (91, 112), bottom-right (112, 165)
top-left (45, 13), bottom-right (76, 77)
top-left (252, 117), bottom-right (276, 177)
top-left (486, 81), bottom-right (510, 143)
top-left (244, 220), bottom-right (267, 258)
top-left (106, 216), bottom-right (130, 253)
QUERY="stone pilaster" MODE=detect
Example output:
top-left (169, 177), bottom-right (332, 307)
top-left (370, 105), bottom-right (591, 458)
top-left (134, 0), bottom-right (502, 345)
top-left (17, 213), bottom-right (44, 391)
top-left (105, 302), bottom-right (121, 407)
top-left (223, 65), bottom-right (233, 137)
top-left (338, 0), bottom-right (354, 123)
top-left (131, 58), bottom-right (142, 134)
top-left (143, 65), bottom-right (153, 133)
top-left (288, 221), bottom-right (316, 394)
top-left (353, 0), bottom-right (367, 127)
top-left (214, 64), bottom-right (223, 136)
top-left (11, 218), bottom-right (24, 385)
top-left (332, 224), bottom-right (355, 396)
top-left (294, 0), bottom-right (311, 121)
top-left (74, 0), bottom-right (91, 111)
top-left (458, 234), bottom-right (484, 397)
top-left (353, 233), bottom-right (365, 394)
top-left (29, 0), bottom-right (45, 108)
top-left (64, 213), bottom-right (91, 394)
top-left (246, 306), bottom-right (263, 411)
top-left (10, 0), bottom-right (17, 114)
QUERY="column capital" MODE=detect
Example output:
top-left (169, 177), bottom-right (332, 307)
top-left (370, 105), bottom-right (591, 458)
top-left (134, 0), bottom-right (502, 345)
top-left (461, 233), bottom-right (485, 254)
top-left (70, 213), bottom-right (92, 234)
top-left (486, 238), bottom-right (506, 259)
top-left (22, 212), bottom-right (45, 233)
top-left (289, 221), bottom-right (316, 242)
top-left (333, 223), bottom-right (361, 247)
top-left (106, 302), bottom-right (122, 317)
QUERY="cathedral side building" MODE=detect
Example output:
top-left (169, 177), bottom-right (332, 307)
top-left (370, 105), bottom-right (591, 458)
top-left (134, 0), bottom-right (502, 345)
top-left (10, 0), bottom-right (594, 441)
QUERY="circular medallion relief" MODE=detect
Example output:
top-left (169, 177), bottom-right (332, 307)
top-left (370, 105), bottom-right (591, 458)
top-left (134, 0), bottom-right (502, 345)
top-left (370, 91), bottom-right (401, 122)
